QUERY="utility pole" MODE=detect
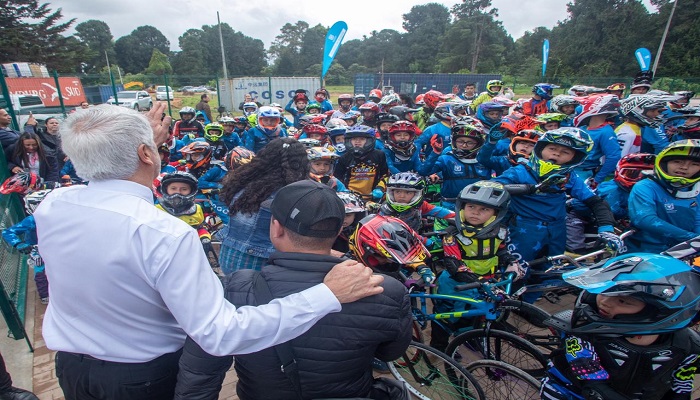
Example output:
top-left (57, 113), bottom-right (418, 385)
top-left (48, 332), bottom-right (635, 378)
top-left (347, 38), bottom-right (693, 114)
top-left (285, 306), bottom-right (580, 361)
top-left (653, 0), bottom-right (678, 75)
top-left (217, 11), bottom-right (231, 112)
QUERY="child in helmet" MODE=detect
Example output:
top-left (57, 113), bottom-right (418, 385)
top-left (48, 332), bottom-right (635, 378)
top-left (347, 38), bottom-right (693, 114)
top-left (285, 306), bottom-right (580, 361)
top-left (430, 181), bottom-right (523, 352)
top-left (284, 91), bottom-right (309, 129)
top-left (306, 102), bottom-right (322, 115)
top-left (243, 106), bottom-right (288, 153)
top-left (340, 110), bottom-right (360, 127)
top-left (478, 128), bottom-right (541, 176)
top-left (549, 95), bottom-right (580, 127)
top-left (383, 121), bottom-right (437, 175)
top-left (414, 102), bottom-right (454, 156)
top-left (158, 143), bottom-right (177, 174)
top-left (567, 153), bottom-right (655, 253)
top-left (348, 213), bottom-right (435, 285)
top-left (492, 128), bottom-right (620, 299)
top-left (218, 116), bottom-right (243, 151)
top-left (202, 123), bottom-right (228, 161)
top-left (616, 94), bottom-right (673, 156)
top-left (469, 80), bottom-right (503, 113)
top-left (668, 108), bottom-right (700, 142)
top-left (314, 88), bottom-right (333, 113)
top-left (307, 146), bottom-right (347, 192)
top-left (414, 90), bottom-right (445, 131)
top-left (358, 102), bottom-right (380, 128)
top-left (378, 172), bottom-right (455, 234)
top-left (326, 118), bottom-right (348, 156)
top-left (420, 119), bottom-right (492, 210)
top-left (242, 102), bottom-right (259, 127)
top-left (333, 191), bottom-right (367, 253)
top-left (331, 94), bottom-right (355, 119)
top-left (2, 189), bottom-right (53, 304)
top-left (536, 113), bottom-right (568, 132)
top-left (520, 83), bottom-right (559, 117)
top-left (156, 172), bottom-right (219, 270)
top-left (541, 253), bottom-right (700, 400)
top-left (572, 94), bottom-right (623, 187)
top-left (173, 106), bottom-right (204, 139)
top-left (475, 101), bottom-right (509, 131)
top-left (351, 94), bottom-right (366, 111)
top-left (335, 125), bottom-right (389, 201)
top-left (180, 141), bottom-right (213, 178)
top-left (626, 140), bottom-right (700, 253)
top-left (375, 112), bottom-right (400, 144)
top-left (298, 124), bottom-right (330, 145)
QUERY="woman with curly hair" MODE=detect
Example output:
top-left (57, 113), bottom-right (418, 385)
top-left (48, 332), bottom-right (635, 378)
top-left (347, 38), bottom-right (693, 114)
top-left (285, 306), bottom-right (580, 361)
top-left (218, 137), bottom-right (309, 274)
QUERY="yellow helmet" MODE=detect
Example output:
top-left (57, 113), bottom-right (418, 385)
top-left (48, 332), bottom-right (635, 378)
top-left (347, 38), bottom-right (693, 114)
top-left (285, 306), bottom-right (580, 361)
top-left (655, 140), bottom-right (700, 188)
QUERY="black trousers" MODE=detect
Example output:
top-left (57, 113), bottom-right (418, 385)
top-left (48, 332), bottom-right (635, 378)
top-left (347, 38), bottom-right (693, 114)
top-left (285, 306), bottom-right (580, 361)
top-left (55, 349), bottom-right (182, 400)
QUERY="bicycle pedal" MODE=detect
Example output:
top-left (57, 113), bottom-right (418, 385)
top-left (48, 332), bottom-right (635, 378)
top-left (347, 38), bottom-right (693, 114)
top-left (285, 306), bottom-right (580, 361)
top-left (543, 292), bottom-right (561, 304)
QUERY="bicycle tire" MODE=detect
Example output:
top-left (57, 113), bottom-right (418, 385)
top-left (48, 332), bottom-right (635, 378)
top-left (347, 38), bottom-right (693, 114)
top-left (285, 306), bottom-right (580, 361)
top-left (493, 299), bottom-right (561, 355)
top-left (445, 329), bottom-right (548, 378)
top-left (389, 341), bottom-right (485, 400)
top-left (465, 359), bottom-right (541, 400)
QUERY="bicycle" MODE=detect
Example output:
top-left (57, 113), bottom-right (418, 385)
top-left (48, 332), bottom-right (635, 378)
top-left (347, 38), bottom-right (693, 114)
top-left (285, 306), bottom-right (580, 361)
top-left (388, 341), bottom-right (486, 400)
top-left (404, 273), bottom-right (548, 377)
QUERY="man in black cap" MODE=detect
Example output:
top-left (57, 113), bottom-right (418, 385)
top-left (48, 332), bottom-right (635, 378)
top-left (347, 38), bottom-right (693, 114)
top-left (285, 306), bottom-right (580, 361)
top-left (174, 180), bottom-right (412, 400)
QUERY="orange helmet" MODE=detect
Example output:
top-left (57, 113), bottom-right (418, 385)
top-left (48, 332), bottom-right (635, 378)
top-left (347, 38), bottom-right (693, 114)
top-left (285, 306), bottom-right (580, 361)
top-left (348, 214), bottom-right (429, 273)
top-left (180, 141), bottom-right (212, 170)
top-left (369, 89), bottom-right (383, 102)
top-left (423, 90), bottom-right (445, 110)
top-left (225, 146), bottom-right (255, 171)
top-left (415, 93), bottom-right (425, 106)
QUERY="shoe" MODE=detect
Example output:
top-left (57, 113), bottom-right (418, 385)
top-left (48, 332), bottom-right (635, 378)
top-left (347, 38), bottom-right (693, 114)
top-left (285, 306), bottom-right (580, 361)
top-left (371, 357), bottom-right (389, 372)
top-left (40, 297), bottom-right (49, 305)
top-left (0, 386), bottom-right (40, 400)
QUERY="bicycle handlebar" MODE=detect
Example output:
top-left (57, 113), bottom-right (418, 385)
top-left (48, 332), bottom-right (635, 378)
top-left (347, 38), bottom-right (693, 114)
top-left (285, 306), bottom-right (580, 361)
top-left (453, 272), bottom-right (517, 300)
top-left (527, 230), bottom-right (636, 270)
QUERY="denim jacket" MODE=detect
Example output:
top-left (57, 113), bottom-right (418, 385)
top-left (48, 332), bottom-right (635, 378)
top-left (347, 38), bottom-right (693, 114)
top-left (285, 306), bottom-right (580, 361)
top-left (221, 192), bottom-right (275, 259)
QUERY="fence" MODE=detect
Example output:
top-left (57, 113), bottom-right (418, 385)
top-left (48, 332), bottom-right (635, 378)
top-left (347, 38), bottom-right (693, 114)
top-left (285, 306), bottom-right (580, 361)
top-left (0, 149), bottom-right (32, 350)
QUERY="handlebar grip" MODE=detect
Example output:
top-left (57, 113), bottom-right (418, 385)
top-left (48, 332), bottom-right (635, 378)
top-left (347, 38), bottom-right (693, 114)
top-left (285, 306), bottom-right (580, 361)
top-left (504, 184), bottom-right (535, 195)
top-left (454, 282), bottom-right (482, 291)
top-left (526, 257), bottom-right (550, 267)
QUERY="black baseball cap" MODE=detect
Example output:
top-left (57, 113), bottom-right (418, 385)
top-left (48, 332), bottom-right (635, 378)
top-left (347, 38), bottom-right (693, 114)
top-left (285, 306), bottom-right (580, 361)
top-left (271, 180), bottom-right (345, 238)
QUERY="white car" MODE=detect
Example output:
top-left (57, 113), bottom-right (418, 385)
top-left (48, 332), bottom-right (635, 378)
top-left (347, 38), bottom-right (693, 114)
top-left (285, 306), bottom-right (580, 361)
top-left (156, 86), bottom-right (174, 101)
top-left (107, 91), bottom-right (152, 111)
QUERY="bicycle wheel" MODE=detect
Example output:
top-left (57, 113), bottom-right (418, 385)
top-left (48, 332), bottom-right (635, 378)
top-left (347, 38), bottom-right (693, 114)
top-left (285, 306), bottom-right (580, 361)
top-left (389, 341), bottom-right (485, 400)
top-left (494, 299), bottom-right (561, 356)
top-left (445, 329), bottom-right (548, 378)
top-left (466, 359), bottom-right (541, 399)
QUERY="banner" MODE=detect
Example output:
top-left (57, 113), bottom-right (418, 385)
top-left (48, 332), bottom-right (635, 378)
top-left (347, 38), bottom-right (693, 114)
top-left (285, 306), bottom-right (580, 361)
top-left (5, 77), bottom-right (86, 106)
top-left (634, 48), bottom-right (652, 72)
top-left (542, 39), bottom-right (550, 77)
top-left (322, 21), bottom-right (348, 79)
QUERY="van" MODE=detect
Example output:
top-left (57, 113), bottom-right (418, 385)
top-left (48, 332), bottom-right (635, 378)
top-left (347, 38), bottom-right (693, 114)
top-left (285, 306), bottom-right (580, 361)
top-left (156, 86), bottom-right (174, 101)
top-left (0, 94), bottom-right (65, 129)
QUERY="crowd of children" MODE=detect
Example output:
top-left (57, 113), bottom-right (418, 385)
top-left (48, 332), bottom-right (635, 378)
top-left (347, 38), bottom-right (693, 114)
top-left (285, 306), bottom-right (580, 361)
top-left (3, 80), bottom-right (700, 399)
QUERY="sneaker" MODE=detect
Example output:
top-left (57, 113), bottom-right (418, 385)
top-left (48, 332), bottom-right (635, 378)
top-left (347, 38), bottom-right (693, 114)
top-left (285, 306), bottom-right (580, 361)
top-left (0, 386), bottom-right (40, 400)
top-left (371, 357), bottom-right (389, 372)
top-left (40, 297), bottom-right (49, 305)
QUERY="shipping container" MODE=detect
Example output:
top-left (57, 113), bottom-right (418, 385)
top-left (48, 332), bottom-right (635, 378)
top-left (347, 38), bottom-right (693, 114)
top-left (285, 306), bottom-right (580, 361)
top-left (83, 84), bottom-right (126, 105)
top-left (353, 73), bottom-right (503, 98)
top-left (218, 76), bottom-right (321, 114)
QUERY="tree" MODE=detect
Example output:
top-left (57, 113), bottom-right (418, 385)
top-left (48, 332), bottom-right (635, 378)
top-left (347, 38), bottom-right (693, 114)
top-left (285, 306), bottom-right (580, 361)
top-left (0, 0), bottom-right (87, 72)
top-left (298, 24), bottom-right (328, 75)
top-left (651, 0), bottom-right (700, 76)
top-left (402, 3), bottom-right (452, 72)
top-left (115, 25), bottom-right (170, 73)
top-left (145, 49), bottom-right (172, 75)
top-left (75, 20), bottom-right (115, 74)
top-left (268, 21), bottom-right (309, 65)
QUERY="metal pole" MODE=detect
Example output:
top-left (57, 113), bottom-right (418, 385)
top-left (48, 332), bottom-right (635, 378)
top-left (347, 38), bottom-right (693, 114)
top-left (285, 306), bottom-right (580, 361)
top-left (653, 0), bottom-right (678, 75)
top-left (106, 51), bottom-right (119, 104)
top-left (217, 12), bottom-right (228, 79)
top-left (52, 70), bottom-right (67, 117)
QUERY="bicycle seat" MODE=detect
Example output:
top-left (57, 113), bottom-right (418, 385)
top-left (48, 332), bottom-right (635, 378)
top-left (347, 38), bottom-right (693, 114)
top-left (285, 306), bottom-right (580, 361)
top-left (543, 309), bottom-right (573, 332)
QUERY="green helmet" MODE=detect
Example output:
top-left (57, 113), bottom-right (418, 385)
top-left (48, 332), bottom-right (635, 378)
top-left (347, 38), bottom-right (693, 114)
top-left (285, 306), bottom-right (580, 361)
top-left (204, 123), bottom-right (224, 142)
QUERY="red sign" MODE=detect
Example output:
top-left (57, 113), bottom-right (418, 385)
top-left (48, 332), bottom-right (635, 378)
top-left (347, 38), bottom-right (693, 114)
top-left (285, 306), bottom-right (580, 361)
top-left (6, 77), bottom-right (87, 106)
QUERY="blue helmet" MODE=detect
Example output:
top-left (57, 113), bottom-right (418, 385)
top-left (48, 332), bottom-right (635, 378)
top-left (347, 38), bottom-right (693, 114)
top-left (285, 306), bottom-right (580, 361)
top-left (529, 127), bottom-right (593, 178)
top-left (533, 83), bottom-right (559, 100)
top-left (344, 124), bottom-right (376, 157)
top-left (565, 253), bottom-right (700, 335)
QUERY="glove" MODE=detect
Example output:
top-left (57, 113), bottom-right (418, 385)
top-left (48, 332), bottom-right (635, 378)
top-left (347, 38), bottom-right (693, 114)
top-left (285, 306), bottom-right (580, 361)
top-left (200, 237), bottom-right (214, 254)
top-left (584, 176), bottom-right (598, 190)
top-left (15, 243), bottom-right (32, 254)
top-left (365, 201), bottom-right (380, 213)
top-left (598, 231), bottom-right (627, 254)
top-left (417, 266), bottom-right (435, 285)
top-left (430, 134), bottom-right (443, 154)
top-left (372, 188), bottom-right (385, 201)
top-left (536, 174), bottom-right (567, 193)
top-left (487, 126), bottom-right (507, 144)
top-left (504, 261), bottom-right (525, 280)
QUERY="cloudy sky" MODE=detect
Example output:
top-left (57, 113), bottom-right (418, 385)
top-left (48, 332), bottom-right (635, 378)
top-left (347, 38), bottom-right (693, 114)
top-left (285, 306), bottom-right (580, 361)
top-left (48, 0), bottom-right (655, 51)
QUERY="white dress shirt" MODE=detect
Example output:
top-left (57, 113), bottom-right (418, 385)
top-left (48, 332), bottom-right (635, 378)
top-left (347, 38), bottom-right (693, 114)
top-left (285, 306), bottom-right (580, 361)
top-left (34, 179), bottom-right (340, 363)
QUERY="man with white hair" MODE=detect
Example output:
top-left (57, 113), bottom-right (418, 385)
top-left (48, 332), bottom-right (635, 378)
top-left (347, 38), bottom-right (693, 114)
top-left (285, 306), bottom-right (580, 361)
top-left (33, 103), bottom-right (385, 400)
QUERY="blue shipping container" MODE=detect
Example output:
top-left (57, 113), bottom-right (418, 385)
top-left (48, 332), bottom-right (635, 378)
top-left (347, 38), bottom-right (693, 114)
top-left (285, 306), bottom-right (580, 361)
top-left (83, 84), bottom-right (125, 105)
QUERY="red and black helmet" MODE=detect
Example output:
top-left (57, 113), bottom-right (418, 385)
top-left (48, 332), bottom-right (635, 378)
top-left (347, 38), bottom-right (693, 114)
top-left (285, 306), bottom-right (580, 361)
top-left (225, 146), bottom-right (255, 171)
top-left (614, 153), bottom-right (655, 190)
top-left (0, 171), bottom-right (41, 194)
top-left (348, 214), bottom-right (429, 273)
top-left (423, 90), bottom-right (445, 110)
top-left (180, 141), bottom-right (213, 170)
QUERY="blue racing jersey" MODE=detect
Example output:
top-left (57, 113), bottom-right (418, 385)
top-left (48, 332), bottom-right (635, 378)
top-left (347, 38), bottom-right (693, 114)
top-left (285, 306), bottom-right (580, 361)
top-left (577, 123), bottom-right (621, 183)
